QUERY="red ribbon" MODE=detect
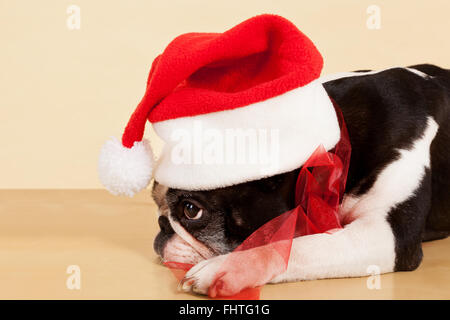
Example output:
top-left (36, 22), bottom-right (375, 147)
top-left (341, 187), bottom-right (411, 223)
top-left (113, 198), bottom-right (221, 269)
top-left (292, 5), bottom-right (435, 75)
top-left (166, 103), bottom-right (351, 299)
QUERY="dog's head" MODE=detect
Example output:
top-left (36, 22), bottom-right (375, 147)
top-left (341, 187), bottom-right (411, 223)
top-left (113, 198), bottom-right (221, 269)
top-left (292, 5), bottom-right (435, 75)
top-left (152, 169), bottom-right (299, 264)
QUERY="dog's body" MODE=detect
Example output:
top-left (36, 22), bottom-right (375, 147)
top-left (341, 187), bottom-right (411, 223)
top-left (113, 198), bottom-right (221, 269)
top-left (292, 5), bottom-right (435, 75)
top-left (152, 64), bottom-right (450, 296)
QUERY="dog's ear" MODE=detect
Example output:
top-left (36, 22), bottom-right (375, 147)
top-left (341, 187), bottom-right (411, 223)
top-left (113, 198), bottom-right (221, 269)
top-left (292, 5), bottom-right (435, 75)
top-left (151, 181), bottom-right (168, 208)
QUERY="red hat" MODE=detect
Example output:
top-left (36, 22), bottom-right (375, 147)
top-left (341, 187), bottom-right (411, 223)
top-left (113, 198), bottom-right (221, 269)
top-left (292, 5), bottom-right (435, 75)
top-left (99, 14), bottom-right (340, 196)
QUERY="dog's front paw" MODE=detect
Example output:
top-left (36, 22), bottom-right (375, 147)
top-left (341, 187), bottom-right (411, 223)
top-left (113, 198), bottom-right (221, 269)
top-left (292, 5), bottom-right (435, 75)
top-left (180, 254), bottom-right (228, 296)
top-left (180, 246), bottom-right (286, 297)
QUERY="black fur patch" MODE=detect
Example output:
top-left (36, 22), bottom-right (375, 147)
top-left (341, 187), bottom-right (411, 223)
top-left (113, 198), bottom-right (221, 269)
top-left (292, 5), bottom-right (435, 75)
top-left (387, 169), bottom-right (432, 271)
top-left (163, 169), bottom-right (299, 254)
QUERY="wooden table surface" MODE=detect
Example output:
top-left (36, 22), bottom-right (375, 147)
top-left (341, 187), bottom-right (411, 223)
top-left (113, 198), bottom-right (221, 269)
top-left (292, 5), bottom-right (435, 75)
top-left (0, 190), bottom-right (448, 299)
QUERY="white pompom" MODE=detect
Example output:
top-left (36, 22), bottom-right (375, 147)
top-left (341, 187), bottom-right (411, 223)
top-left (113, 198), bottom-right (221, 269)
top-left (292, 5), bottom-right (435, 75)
top-left (98, 137), bottom-right (154, 197)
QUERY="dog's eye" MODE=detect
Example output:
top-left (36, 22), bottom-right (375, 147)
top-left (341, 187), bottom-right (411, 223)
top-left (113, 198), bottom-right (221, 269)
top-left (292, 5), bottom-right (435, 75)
top-left (183, 202), bottom-right (203, 220)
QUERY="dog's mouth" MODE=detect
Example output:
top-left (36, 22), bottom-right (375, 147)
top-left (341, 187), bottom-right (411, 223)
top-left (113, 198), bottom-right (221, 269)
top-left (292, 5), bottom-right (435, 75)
top-left (160, 234), bottom-right (206, 265)
top-left (156, 215), bottom-right (218, 265)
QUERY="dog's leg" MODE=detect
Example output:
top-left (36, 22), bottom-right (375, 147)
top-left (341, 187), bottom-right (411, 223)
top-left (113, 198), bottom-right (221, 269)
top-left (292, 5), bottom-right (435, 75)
top-left (181, 118), bottom-right (437, 296)
top-left (272, 167), bottom-right (432, 283)
top-left (271, 214), bottom-right (396, 282)
top-left (182, 172), bottom-right (430, 296)
top-left (181, 215), bottom-right (395, 296)
top-left (182, 212), bottom-right (393, 295)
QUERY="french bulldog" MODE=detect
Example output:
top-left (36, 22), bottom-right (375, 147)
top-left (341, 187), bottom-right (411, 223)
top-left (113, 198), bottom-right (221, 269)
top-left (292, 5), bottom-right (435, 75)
top-left (153, 64), bottom-right (450, 296)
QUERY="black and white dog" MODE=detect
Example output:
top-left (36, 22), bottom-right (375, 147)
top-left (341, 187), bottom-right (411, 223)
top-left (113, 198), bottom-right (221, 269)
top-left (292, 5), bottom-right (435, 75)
top-left (152, 64), bottom-right (450, 296)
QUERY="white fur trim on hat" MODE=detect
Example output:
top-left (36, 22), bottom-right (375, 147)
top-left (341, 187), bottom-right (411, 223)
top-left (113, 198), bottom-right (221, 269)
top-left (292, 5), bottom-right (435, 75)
top-left (153, 79), bottom-right (340, 191)
top-left (98, 137), bottom-right (154, 197)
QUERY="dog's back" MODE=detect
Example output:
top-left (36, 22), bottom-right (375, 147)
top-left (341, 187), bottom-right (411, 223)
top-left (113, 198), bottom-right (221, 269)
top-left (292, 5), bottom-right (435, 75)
top-left (324, 64), bottom-right (450, 242)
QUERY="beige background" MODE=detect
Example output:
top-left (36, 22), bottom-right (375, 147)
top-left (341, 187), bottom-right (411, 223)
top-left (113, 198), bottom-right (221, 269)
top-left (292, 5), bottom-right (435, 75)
top-left (1, 0), bottom-right (449, 189)
top-left (1, 1), bottom-right (449, 300)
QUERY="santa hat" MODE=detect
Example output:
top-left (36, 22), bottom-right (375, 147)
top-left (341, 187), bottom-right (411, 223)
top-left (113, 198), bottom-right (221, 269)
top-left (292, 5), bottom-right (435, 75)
top-left (98, 14), bottom-right (340, 196)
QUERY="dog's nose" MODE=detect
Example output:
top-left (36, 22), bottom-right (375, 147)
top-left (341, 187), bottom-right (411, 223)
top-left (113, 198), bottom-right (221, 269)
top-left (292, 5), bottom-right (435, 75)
top-left (158, 215), bottom-right (174, 234)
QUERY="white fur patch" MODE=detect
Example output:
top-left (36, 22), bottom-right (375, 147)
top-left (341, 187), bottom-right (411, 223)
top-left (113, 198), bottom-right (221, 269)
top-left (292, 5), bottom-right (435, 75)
top-left (405, 68), bottom-right (430, 79)
top-left (341, 117), bottom-right (438, 220)
top-left (271, 117), bottom-right (439, 282)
